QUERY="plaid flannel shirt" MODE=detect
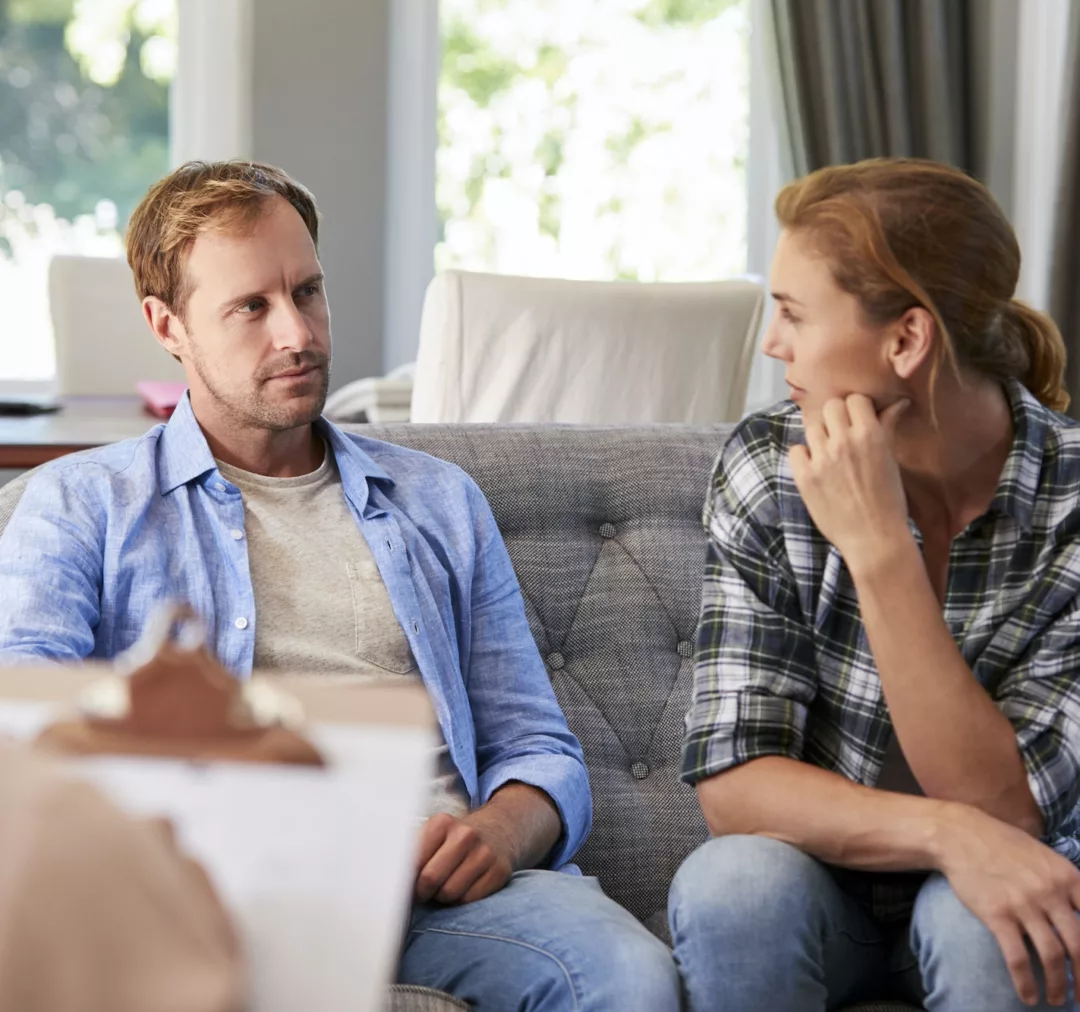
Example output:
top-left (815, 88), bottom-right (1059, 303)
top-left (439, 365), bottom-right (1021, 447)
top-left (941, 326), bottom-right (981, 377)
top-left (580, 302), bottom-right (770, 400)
top-left (683, 380), bottom-right (1080, 918)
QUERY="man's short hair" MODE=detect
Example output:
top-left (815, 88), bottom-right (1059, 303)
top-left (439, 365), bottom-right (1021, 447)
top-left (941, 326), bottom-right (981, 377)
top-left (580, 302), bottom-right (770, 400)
top-left (125, 160), bottom-right (320, 317)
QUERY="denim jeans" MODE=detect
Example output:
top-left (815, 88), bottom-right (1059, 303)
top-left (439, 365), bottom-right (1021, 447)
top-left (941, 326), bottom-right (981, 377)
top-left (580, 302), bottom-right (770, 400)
top-left (668, 835), bottom-right (1077, 1012)
top-left (398, 869), bottom-right (682, 1011)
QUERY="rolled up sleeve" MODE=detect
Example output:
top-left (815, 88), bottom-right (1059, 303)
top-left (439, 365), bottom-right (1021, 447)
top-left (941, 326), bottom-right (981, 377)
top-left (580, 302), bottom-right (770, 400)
top-left (997, 598), bottom-right (1080, 839)
top-left (463, 479), bottom-right (591, 868)
top-left (681, 433), bottom-right (819, 785)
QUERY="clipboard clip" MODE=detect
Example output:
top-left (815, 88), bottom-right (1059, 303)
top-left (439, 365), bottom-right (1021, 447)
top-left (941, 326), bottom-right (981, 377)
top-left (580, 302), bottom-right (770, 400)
top-left (36, 602), bottom-right (325, 767)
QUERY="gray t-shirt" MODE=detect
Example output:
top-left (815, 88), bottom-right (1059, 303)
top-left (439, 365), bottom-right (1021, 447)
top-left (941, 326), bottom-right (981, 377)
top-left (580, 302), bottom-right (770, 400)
top-left (216, 445), bottom-right (468, 819)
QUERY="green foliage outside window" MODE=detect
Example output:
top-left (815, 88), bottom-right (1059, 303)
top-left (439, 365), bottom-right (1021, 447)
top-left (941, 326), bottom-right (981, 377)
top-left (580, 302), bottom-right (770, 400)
top-left (0, 0), bottom-right (173, 232)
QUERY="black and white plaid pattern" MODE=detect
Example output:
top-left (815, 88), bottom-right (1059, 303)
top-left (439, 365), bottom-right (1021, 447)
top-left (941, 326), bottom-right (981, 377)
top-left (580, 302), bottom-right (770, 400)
top-left (683, 380), bottom-right (1080, 919)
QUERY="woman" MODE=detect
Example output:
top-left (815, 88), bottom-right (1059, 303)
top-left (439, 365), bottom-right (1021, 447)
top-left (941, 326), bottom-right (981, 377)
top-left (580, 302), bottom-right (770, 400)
top-left (670, 158), bottom-right (1080, 1011)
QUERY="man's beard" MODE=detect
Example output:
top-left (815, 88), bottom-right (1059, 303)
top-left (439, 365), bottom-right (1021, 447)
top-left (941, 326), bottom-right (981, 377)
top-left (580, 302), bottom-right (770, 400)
top-left (189, 345), bottom-right (331, 432)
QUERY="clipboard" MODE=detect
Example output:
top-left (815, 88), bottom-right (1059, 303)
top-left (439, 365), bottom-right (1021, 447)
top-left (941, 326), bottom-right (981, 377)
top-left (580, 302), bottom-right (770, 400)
top-left (0, 604), bottom-right (436, 1012)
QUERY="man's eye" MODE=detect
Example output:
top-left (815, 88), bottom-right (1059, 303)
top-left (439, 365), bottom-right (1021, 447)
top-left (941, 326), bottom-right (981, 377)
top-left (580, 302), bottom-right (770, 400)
top-left (781, 307), bottom-right (799, 324)
top-left (238, 299), bottom-right (263, 314)
top-left (299, 284), bottom-right (320, 298)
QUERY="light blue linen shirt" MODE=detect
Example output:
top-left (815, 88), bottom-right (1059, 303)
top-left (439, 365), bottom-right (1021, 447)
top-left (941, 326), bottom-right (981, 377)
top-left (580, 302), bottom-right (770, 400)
top-left (0, 394), bottom-right (591, 867)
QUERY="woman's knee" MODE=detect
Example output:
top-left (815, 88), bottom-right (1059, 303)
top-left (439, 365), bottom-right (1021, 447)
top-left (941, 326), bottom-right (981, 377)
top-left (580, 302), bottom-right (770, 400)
top-left (911, 873), bottom-right (1036, 1008)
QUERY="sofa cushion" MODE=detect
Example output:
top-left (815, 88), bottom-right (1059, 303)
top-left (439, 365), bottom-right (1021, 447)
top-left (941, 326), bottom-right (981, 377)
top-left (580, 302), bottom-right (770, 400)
top-left (360, 422), bottom-right (731, 939)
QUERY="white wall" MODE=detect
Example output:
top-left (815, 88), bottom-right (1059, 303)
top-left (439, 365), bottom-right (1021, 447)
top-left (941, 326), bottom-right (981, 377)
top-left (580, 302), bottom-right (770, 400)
top-left (174, 0), bottom-right (391, 389)
top-left (250, 0), bottom-right (389, 388)
top-left (384, 0), bottom-right (439, 372)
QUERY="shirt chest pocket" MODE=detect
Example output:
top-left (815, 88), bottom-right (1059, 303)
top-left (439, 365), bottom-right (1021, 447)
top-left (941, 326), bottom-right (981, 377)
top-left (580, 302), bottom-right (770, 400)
top-left (347, 558), bottom-right (417, 675)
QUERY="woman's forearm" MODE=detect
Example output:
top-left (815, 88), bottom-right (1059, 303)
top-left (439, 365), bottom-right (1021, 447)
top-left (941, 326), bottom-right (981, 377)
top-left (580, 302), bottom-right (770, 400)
top-left (696, 755), bottom-right (970, 873)
top-left (851, 539), bottom-right (1043, 835)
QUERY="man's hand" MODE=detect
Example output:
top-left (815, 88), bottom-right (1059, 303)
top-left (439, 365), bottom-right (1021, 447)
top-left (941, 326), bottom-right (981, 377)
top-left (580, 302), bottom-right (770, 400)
top-left (414, 783), bottom-right (562, 906)
top-left (789, 394), bottom-right (911, 571)
top-left (414, 811), bottom-right (515, 905)
top-left (937, 804), bottom-right (1080, 1006)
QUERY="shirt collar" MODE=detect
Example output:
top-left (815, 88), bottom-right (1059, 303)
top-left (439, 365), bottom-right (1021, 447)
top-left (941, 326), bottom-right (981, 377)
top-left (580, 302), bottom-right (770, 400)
top-left (157, 392), bottom-right (396, 500)
top-left (988, 378), bottom-right (1048, 532)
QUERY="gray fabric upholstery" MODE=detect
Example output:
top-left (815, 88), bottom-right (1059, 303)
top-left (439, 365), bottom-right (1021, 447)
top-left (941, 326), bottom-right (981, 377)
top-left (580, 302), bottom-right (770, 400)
top-left (0, 424), bottom-right (923, 1010)
top-left (361, 423), bottom-right (723, 936)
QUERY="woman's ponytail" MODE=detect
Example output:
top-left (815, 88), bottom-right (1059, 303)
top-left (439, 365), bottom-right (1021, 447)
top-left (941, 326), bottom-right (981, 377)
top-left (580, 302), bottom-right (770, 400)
top-left (1001, 299), bottom-right (1069, 413)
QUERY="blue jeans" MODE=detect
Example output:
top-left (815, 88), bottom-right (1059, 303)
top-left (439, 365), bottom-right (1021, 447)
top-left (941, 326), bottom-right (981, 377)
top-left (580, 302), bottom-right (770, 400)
top-left (398, 869), bottom-right (682, 1011)
top-left (668, 835), bottom-right (1077, 1012)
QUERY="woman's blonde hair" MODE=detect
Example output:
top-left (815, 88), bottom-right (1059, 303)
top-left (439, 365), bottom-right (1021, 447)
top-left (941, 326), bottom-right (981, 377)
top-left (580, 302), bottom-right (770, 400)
top-left (775, 158), bottom-right (1069, 412)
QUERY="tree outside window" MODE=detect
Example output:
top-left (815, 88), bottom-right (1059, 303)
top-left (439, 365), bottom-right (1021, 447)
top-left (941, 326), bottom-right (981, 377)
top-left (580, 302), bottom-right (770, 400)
top-left (437, 0), bottom-right (750, 284)
top-left (0, 0), bottom-right (174, 381)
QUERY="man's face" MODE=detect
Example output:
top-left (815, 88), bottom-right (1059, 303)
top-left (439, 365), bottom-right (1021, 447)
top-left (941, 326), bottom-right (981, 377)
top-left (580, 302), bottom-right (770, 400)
top-left (171, 196), bottom-right (331, 432)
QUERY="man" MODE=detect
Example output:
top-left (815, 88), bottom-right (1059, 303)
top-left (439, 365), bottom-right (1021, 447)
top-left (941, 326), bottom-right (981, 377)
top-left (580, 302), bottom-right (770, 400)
top-left (0, 161), bottom-right (680, 1010)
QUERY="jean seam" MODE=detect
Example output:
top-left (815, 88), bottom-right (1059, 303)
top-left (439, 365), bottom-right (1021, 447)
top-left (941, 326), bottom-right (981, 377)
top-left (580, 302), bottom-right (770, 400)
top-left (407, 926), bottom-right (582, 1012)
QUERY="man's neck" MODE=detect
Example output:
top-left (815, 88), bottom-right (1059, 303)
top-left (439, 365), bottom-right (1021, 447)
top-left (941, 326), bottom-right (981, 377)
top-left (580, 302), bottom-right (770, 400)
top-left (196, 413), bottom-right (325, 478)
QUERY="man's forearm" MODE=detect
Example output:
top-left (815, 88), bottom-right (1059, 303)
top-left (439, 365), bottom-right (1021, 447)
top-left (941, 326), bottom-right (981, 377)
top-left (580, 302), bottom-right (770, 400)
top-left (697, 756), bottom-right (971, 873)
top-left (466, 783), bottom-right (562, 872)
top-left (851, 539), bottom-right (1042, 834)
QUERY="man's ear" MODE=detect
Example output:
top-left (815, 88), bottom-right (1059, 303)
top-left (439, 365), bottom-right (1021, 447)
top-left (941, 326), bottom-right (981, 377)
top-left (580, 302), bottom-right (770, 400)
top-left (887, 306), bottom-right (936, 381)
top-left (142, 296), bottom-right (185, 363)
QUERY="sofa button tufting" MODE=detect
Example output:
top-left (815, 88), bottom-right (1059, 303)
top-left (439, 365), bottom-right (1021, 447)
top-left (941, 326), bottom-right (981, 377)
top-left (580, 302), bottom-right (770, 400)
top-left (630, 761), bottom-right (650, 780)
top-left (547, 652), bottom-right (565, 671)
top-left (599, 522), bottom-right (617, 539)
top-left (677, 640), bottom-right (693, 658)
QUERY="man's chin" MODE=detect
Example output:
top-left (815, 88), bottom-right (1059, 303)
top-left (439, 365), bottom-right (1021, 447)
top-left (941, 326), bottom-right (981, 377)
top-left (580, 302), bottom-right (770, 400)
top-left (255, 391), bottom-right (327, 431)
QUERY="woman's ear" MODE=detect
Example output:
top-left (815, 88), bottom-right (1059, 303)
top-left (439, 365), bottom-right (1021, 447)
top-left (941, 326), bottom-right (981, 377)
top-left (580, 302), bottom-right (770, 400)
top-left (887, 307), bottom-right (935, 380)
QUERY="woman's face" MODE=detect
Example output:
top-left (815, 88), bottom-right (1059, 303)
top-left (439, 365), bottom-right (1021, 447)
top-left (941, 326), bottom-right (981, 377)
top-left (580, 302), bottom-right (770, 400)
top-left (762, 229), bottom-right (901, 423)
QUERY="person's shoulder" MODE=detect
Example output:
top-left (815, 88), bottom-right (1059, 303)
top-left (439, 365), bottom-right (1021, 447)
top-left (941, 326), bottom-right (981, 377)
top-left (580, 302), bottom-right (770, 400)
top-left (22, 429), bottom-right (165, 504)
top-left (709, 400), bottom-right (804, 525)
top-left (338, 430), bottom-right (474, 487)
top-left (333, 430), bottom-right (486, 524)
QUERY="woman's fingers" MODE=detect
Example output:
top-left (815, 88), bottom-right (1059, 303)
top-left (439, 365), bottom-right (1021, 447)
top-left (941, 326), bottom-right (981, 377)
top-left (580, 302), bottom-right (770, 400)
top-left (988, 916), bottom-right (1040, 1006)
top-left (820, 397), bottom-right (850, 439)
top-left (1048, 903), bottom-right (1080, 1005)
top-left (1020, 909), bottom-right (1067, 1006)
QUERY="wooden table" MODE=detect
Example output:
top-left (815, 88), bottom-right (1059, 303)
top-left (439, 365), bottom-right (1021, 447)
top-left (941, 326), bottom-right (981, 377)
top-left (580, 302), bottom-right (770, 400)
top-left (0, 398), bottom-right (161, 470)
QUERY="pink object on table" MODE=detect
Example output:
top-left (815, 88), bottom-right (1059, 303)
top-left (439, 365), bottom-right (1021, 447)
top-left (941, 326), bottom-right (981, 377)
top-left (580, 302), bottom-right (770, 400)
top-left (136, 381), bottom-right (188, 419)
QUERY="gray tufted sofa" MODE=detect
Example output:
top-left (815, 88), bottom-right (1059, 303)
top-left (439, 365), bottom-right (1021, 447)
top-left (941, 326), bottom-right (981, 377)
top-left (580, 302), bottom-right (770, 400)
top-left (0, 423), bottom-right (920, 1012)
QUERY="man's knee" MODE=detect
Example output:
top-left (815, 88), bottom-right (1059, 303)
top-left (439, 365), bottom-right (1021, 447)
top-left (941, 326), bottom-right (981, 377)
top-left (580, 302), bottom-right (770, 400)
top-left (669, 834), bottom-right (827, 940)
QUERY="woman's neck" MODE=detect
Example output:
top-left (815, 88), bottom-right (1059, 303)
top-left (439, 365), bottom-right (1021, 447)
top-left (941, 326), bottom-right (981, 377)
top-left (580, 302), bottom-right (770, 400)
top-left (893, 373), bottom-right (1013, 539)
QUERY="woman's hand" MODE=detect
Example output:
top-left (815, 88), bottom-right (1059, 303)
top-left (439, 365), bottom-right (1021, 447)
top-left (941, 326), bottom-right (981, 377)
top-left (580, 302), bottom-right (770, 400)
top-left (789, 394), bottom-right (911, 571)
top-left (936, 804), bottom-right (1080, 1006)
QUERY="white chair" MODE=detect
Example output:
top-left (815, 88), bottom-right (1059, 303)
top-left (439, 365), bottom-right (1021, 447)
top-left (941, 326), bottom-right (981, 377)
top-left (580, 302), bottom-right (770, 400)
top-left (410, 270), bottom-right (765, 424)
top-left (48, 255), bottom-right (185, 397)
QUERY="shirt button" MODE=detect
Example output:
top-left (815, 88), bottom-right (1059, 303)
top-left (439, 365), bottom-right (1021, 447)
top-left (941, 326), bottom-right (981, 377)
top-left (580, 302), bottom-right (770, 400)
top-left (234, 617), bottom-right (249, 630)
top-left (230, 529), bottom-right (244, 540)
top-left (216, 482), bottom-right (227, 492)
top-left (630, 760), bottom-right (650, 780)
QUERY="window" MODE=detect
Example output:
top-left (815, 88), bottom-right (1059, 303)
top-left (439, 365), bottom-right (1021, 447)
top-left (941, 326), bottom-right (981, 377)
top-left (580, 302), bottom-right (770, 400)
top-left (0, 0), bottom-right (175, 382)
top-left (436, 0), bottom-right (751, 283)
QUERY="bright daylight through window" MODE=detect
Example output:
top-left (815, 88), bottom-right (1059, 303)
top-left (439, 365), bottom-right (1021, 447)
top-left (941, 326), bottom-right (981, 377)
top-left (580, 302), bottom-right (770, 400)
top-left (437, 0), bottom-right (750, 283)
top-left (0, 0), bottom-right (174, 382)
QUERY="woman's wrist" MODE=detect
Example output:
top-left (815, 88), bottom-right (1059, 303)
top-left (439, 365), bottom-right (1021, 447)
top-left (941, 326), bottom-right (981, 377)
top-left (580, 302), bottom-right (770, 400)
top-left (842, 525), bottom-right (922, 586)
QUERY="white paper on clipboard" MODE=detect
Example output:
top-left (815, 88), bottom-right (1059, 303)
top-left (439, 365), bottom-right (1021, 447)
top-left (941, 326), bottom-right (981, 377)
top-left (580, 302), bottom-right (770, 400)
top-left (0, 671), bottom-right (436, 1012)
